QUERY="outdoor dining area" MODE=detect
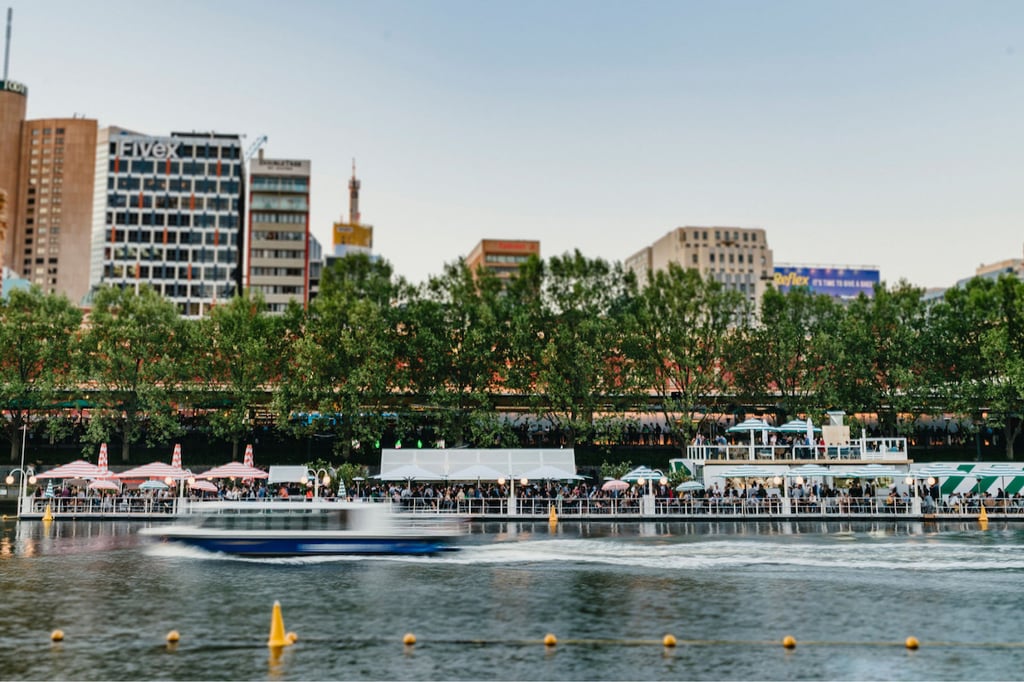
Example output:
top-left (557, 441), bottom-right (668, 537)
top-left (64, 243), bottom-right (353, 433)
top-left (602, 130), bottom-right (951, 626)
top-left (14, 443), bottom-right (271, 519)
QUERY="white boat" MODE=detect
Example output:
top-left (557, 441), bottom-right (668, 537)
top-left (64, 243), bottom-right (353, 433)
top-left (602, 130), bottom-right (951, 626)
top-left (139, 500), bottom-right (466, 556)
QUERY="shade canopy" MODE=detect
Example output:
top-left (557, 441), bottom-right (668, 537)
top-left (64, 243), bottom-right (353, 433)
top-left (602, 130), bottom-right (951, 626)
top-left (913, 465), bottom-right (976, 479)
top-left (718, 465), bottom-right (777, 478)
top-left (976, 464), bottom-right (1024, 478)
top-left (446, 464), bottom-right (506, 481)
top-left (115, 462), bottom-right (190, 481)
top-left (36, 460), bottom-right (103, 480)
top-left (201, 462), bottom-right (270, 480)
top-left (139, 480), bottom-right (169, 490)
top-left (374, 464), bottom-right (445, 482)
top-left (87, 479), bottom-right (120, 491)
top-left (519, 465), bottom-right (584, 481)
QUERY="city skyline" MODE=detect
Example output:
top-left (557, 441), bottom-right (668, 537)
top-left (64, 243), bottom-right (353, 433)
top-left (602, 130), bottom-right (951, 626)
top-left (8, 0), bottom-right (1024, 289)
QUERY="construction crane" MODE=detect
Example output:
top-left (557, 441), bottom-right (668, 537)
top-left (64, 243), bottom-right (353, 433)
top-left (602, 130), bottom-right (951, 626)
top-left (244, 135), bottom-right (268, 162)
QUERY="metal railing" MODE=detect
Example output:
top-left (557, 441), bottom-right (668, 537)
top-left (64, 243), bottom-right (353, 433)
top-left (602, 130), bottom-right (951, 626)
top-left (686, 436), bottom-right (909, 462)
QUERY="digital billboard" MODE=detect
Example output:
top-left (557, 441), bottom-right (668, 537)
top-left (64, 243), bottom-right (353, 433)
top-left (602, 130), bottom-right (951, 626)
top-left (772, 266), bottom-right (880, 300)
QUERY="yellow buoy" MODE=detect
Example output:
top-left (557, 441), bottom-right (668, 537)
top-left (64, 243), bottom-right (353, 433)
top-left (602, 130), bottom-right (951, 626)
top-left (548, 506), bottom-right (558, 525)
top-left (662, 634), bottom-right (677, 647)
top-left (905, 636), bottom-right (920, 650)
top-left (403, 632), bottom-right (416, 646)
top-left (42, 503), bottom-right (53, 522)
top-left (782, 635), bottom-right (796, 649)
top-left (267, 601), bottom-right (291, 648)
top-left (166, 630), bottom-right (180, 643)
top-left (543, 633), bottom-right (557, 647)
top-left (50, 629), bottom-right (64, 642)
top-left (979, 505), bottom-right (988, 522)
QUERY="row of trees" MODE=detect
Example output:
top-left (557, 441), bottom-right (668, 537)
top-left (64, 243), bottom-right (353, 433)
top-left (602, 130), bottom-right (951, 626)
top-left (3, 252), bottom-right (1023, 462)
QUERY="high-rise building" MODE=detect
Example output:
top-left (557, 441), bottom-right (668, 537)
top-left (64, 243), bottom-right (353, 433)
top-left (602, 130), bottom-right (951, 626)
top-left (465, 239), bottom-right (540, 282)
top-left (246, 150), bottom-right (311, 313)
top-left (90, 127), bottom-right (244, 317)
top-left (625, 226), bottom-right (774, 306)
top-left (330, 163), bottom-right (373, 258)
top-left (0, 79), bottom-right (28, 271)
top-left (13, 117), bottom-right (97, 300)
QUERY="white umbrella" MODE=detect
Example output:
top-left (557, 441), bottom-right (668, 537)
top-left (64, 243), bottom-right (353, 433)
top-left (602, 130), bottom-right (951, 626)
top-left (675, 480), bottom-right (705, 492)
top-left (621, 466), bottom-right (664, 483)
top-left (841, 465), bottom-right (903, 479)
top-left (88, 479), bottom-right (120, 492)
top-left (139, 480), bottom-right (169, 491)
top-left (718, 465), bottom-right (777, 479)
top-left (727, 418), bottom-right (779, 451)
top-left (785, 464), bottom-right (832, 478)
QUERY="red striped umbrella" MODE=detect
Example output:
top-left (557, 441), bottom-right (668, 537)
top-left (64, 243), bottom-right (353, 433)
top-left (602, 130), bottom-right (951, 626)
top-left (95, 443), bottom-right (115, 479)
top-left (200, 462), bottom-right (268, 479)
top-left (171, 443), bottom-right (182, 470)
top-left (88, 479), bottom-right (120, 492)
top-left (189, 480), bottom-right (218, 493)
top-left (242, 444), bottom-right (255, 483)
top-left (114, 462), bottom-right (191, 480)
top-left (36, 460), bottom-right (103, 479)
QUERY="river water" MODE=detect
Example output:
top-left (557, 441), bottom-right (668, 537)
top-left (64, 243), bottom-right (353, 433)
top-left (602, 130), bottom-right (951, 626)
top-left (0, 519), bottom-right (1022, 681)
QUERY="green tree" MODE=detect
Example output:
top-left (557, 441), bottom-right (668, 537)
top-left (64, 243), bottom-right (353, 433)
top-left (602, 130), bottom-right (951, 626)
top-left (634, 265), bottom-right (746, 446)
top-left (403, 260), bottom-right (511, 447)
top-left (0, 287), bottom-right (82, 462)
top-left (731, 286), bottom-right (842, 421)
top-left (833, 282), bottom-right (928, 436)
top-left (79, 285), bottom-right (185, 461)
top-left (193, 290), bottom-right (287, 460)
top-left (507, 251), bottom-right (639, 446)
top-left (275, 255), bottom-right (405, 458)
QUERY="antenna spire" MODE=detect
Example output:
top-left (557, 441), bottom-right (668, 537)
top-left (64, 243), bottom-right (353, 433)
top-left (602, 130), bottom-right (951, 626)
top-left (4, 8), bottom-right (12, 81)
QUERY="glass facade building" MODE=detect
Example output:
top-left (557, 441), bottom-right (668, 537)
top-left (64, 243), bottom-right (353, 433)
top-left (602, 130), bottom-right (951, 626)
top-left (90, 127), bottom-right (244, 317)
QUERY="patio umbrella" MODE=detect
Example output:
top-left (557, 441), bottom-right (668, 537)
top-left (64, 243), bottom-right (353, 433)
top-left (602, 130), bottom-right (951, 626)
top-left (777, 419), bottom-right (821, 434)
top-left (188, 480), bottom-right (218, 493)
top-left (88, 479), bottom-right (120, 492)
top-left (171, 443), bottom-right (182, 470)
top-left (139, 480), bottom-right (169, 491)
top-left (621, 466), bottom-right (664, 483)
top-left (726, 418), bottom-right (779, 449)
top-left (95, 443), bottom-right (114, 479)
top-left (675, 480), bottom-right (705, 492)
top-left (785, 464), bottom-right (832, 478)
top-left (44, 481), bottom-right (54, 498)
top-left (36, 460), bottom-right (102, 479)
top-left (601, 479), bottom-right (630, 492)
top-left (843, 464), bottom-right (903, 479)
top-left (718, 465), bottom-right (777, 479)
top-left (115, 462), bottom-right (190, 481)
top-left (242, 443), bottom-right (255, 484)
top-left (200, 462), bottom-right (269, 479)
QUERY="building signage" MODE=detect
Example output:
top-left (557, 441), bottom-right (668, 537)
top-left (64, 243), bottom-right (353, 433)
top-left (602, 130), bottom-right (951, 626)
top-left (116, 137), bottom-right (181, 159)
top-left (0, 80), bottom-right (27, 95)
top-left (773, 266), bottom-right (880, 300)
top-left (252, 158), bottom-right (310, 175)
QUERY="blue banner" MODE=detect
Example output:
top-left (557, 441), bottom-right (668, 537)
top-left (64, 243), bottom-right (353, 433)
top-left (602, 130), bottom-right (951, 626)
top-left (772, 267), bottom-right (880, 299)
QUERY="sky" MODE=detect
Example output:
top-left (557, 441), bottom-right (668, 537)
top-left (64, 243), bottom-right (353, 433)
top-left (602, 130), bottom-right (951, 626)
top-left (7, 0), bottom-right (1024, 289)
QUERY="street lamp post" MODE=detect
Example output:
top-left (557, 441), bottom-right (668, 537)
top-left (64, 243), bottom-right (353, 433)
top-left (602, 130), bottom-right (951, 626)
top-left (308, 468), bottom-right (331, 500)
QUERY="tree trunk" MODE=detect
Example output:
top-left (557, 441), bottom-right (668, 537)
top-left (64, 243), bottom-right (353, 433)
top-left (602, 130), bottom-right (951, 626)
top-left (1004, 422), bottom-right (1020, 461)
top-left (121, 425), bottom-right (131, 463)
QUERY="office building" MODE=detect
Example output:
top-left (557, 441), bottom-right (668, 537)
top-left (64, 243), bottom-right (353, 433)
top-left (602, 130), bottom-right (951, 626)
top-left (13, 117), bottom-right (97, 300)
top-left (90, 127), bottom-right (244, 317)
top-left (465, 239), bottom-right (540, 282)
top-left (625, 226), bottom-right (774, 305)
top-left (0, 78), bottom-right (27, 272)
top-left (246, 151), bottom-right (311, 312)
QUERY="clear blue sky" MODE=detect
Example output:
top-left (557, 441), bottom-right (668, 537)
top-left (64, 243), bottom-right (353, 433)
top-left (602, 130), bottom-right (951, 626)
top-left (9, 0), bottom-right (1024, 288)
